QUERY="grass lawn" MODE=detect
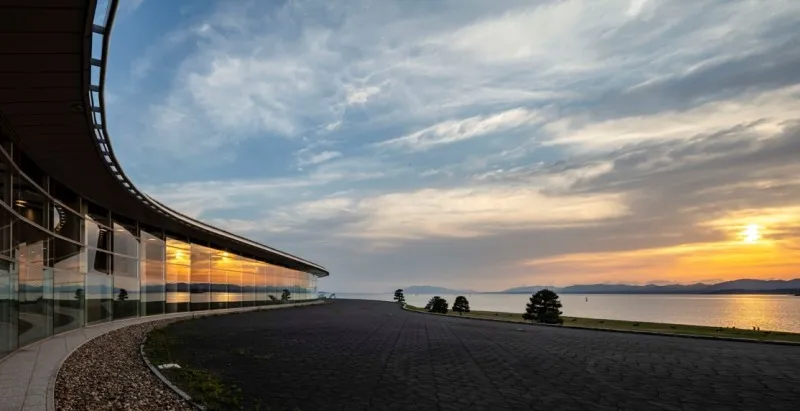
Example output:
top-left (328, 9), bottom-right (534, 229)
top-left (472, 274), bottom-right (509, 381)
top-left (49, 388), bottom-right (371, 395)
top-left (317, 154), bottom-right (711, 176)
top-left (405, 305), bottom-right (800, 343)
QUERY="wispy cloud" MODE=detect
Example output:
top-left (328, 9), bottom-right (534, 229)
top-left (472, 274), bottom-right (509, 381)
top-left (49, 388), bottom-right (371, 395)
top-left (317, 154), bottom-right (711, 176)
top-left (376, 108), bottom-right (541, 151)
top-left (297, 150), bottom-right (343, 166)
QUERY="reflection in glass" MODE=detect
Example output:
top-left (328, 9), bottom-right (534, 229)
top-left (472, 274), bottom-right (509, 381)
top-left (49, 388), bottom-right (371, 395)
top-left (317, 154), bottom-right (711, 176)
top-left (17, 228), bottom-right (51, 346)
top-left (255, 262), bottom-right (267, 306)
top-left (11, 172), bottom-right (47, 228)
top-left (49, 235), bottom-right (84, 273)
top-left (140, 230), bottom-right (165, 316)
top-left (0, 259), bottom-right (17, 356)
top-left (112, 220), bottom-right (138, 257)
top-left (85, 203), bottom-right (111, 252)
top-left (241, 258), bottom-right (257, 307)
top-left (113, 255), bottom-right (139, 319)
top-left (86, 271), bottom-right (112, 324)
top-left (166, 241), bottom-right (190, 313)
top-left (190, 244), bottom-right (211, 311)
top-left (226, 270), bottom-right (242, 308)
top-left (53, 269), bottom-right (84, 334)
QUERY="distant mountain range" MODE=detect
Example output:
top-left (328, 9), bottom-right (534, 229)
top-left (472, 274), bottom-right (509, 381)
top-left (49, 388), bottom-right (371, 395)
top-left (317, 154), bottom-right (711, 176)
top-left (402, 279), bottom-right (800, 295)
top-left (403, 285), bottom-right (479, 294)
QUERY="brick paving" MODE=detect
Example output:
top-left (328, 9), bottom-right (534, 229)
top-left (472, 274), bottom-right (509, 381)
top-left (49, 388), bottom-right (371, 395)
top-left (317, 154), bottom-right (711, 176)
top-left (163, 299), bottom-right (800, 411)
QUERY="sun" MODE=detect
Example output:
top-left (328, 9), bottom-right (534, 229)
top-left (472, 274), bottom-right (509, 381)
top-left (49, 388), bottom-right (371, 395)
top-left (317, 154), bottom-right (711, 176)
top-left (742, 224), bottom-right (762, 243)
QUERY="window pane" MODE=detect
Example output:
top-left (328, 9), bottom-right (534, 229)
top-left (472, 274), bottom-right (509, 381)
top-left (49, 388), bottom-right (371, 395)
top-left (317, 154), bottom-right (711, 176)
top-left (11, 167), bottom-right (47, 228)
top-left (0, 206), bottom-right (13, 259)
top-left (53, 269), bottom-right (84, 335)
top-left (112, 220), bottom-right (138, 257)
top-left (86, 270), bottom-right (112, 324)
top-left (52, 204), bottom-right (83, 244)
top-left (210, 254), bottom-right (227, 310)
top-left (85, 201), bottom-right (110, 227)
top-left (113, 255), bottom-right (139, 319)
top-left (18, 263), bottom-right (51, 347)
top-left (226, 270), bottom-right (241, 308)
top-left (0, 259), bottom-right (17, 356)
top-left (190, 244), bottom-right (211, 311)
top-left (85, 216), bottom-right (111, 253)
top-left (0, 156), bottom-right (9, 205)
top-left (241, 258), bottom-right (257, 307)
top-left (255, 262), bottom-right (267, 306)
top-left (86, 243), bottom-right (110, 275)
top-left (266, 264), bottom-right (280, 303)
top-left (49, 235), bottom-right (84, 273)
top-left (13, 217), bottom-right (47, 264)
top-left (49, 178), bottom-right (80, 213)
top-left (140, 230), bottom-right (164, 316)
top-left (166, 241), bottom-right (190, 313)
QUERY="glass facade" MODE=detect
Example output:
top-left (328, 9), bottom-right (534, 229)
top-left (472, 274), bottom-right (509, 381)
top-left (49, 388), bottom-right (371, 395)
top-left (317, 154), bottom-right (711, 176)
top-left (0, 138), bottom-right (319, 359)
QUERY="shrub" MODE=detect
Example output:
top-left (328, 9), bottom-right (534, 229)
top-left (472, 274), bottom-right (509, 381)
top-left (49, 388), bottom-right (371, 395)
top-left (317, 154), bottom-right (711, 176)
top-left (452, 296), bottom-right (470, 315)
top-left (522, 289), bottom-right (563, 324)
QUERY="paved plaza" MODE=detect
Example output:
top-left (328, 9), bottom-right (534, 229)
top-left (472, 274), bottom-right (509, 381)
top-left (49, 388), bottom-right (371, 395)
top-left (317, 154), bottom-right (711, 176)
top-left (163, 299), bottom-right (800, 411)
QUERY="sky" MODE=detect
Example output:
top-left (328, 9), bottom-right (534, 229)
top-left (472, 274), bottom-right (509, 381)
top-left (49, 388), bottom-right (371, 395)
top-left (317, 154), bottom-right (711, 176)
top-left (105, 0), bottom-right (800, 292)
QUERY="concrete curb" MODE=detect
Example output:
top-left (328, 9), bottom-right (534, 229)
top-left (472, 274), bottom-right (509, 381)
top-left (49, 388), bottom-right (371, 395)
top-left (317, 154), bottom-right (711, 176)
top-left (402, 305), bottom-right (800, 347)
top-left (138, 300), bottom-right (326, 410)
top-left (140, 335), bottom-right (206, 411)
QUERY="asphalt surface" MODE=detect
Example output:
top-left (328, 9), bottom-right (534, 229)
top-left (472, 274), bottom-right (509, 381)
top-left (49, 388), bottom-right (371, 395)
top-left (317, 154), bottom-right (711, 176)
top-left (163, 299), bottom-right (800, 411)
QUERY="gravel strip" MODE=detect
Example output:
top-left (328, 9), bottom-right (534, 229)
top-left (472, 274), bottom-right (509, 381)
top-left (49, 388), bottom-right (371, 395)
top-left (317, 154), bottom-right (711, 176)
top-left (55, 320), bottom-right (193, 411)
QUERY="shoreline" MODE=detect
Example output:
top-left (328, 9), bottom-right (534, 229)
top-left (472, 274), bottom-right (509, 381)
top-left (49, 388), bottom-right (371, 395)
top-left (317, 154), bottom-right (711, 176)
top-left (404, 304), bottom-right (800, 344)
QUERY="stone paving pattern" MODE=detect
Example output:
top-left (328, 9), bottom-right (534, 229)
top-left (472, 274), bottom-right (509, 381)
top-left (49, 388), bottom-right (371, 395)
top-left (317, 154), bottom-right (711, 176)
top-left (163, 299), bottom-right (800, 411)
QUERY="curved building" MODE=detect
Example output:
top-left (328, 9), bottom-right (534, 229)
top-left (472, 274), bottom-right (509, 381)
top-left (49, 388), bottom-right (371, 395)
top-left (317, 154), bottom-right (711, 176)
top-left (0, 0), bottom-right (328, 358)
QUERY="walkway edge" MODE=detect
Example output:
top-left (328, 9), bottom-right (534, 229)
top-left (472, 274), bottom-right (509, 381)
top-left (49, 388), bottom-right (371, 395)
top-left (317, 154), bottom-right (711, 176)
top-left (401, 305), bottom-right (800, 346)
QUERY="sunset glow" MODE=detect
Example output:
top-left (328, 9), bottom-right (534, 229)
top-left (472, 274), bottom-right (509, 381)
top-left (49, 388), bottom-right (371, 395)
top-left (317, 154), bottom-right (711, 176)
top-left (742, 224), bottom-right (762, 244)
top-left (520, 207), bottom-right (800, 286)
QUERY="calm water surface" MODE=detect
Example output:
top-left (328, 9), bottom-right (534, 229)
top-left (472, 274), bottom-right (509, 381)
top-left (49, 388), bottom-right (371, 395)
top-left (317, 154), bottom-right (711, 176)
top-left (338, 293), bottom-right (800, 333)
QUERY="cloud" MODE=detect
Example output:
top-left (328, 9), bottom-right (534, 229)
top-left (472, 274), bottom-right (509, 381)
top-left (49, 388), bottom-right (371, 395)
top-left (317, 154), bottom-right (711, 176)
top-left (346, 85), bottom-right (381, 105)
top-left (344, 187), bottom-right (627, 240)
top-left (297, 150), bottom-right (343, 166)
top-left (377, 108), bottom-right (541, 151)
top-left (543, 85), bottom-right (800, 152)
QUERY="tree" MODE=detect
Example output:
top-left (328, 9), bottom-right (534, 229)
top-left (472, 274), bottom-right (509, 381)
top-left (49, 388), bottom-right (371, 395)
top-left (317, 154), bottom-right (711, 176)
top-left (427, 296), bottom-right (449, 314)
top-left (117, 288), bottom-right (128, 301)
top-left (425, 296), bottom-right (439, 310)
top-left (394, 289), bottom-right (405, 304)
top-left (523, 289), bottom-right (563, 324)
top-left (281, 289), bottom-right (292, 302)
top-left (74, 288), bottom-right (84, 300)
top-left (452, 296), bottom-right (470, 315)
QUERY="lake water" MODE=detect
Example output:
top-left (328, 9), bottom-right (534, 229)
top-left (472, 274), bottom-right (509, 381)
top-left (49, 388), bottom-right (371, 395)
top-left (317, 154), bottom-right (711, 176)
top-left (337, 293), bottom-right (800, 333)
